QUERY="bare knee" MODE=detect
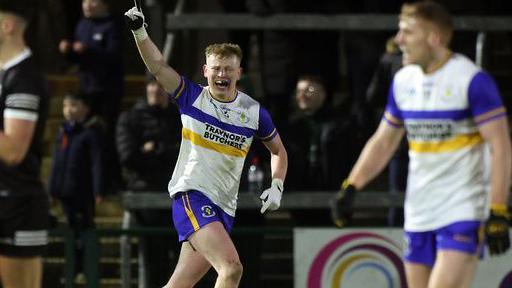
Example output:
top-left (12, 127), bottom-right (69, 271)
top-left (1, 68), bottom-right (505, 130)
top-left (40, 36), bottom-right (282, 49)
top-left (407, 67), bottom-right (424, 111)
top-left (218, 260), bottom-right (243, 283)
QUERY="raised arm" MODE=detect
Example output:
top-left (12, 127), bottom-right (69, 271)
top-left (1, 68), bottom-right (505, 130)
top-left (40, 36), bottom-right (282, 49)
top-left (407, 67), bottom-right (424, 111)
top-left (124, 7), bottom-right (181, 94)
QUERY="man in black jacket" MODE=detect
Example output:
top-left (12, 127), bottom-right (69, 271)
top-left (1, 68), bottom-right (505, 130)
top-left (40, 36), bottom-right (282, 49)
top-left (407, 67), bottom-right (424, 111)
top-left (116, 77), bottom-right (181, 288)
top-left (284, 75), bottom-right (362, 225)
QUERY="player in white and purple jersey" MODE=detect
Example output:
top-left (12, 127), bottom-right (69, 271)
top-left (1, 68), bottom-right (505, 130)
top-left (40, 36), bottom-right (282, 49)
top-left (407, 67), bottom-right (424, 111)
top-left (331, 2), bottom-right (511, 288)
top-left (124, 6), bottom-right (288, 288)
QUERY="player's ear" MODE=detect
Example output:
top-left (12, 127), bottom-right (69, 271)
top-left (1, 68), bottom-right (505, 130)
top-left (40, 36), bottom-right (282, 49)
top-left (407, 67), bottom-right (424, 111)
top-left (0, 15), bottom-right (15, 34)
top-left (428, 30), bottom-right (442, 47)
top-left (203, 64), bottom-right (208, 78)
top-left (236, 67), bottom-right (242, 81)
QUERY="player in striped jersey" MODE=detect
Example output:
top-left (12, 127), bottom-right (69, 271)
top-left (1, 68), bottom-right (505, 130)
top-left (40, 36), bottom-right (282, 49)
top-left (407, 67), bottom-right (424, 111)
top-left (0, 2), bottom-right (49, 288)
top-left (125, 6), bottom-right (287, 288)
top-left (331, 2), bottom-right (511, 288)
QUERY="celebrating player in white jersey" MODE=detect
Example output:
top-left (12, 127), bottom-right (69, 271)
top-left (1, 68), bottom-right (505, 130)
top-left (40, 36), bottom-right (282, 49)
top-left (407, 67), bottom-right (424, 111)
top-left (124, 5), bottom-right (288, 288)
top-left (331, 1), bottom-right (511, 288)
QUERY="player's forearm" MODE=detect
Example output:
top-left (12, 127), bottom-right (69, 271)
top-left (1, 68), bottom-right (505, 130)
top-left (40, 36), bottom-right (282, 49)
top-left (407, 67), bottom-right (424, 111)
top-left (489, 135), bottom-right (511, 206)
top-left (270, 146), bottom-right (287, 183)
top-left (0, 132), bottom-right (28, 166)
top-left (135, 36), bottom-right (167, 76)
top-left (348, 134), bottom-right (398, 190)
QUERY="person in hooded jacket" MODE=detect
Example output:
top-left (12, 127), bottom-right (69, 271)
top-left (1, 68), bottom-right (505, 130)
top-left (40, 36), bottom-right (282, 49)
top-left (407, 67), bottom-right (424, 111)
top-left (116, 77), bottom-right (181, 288)
top-left (49, 92), bottom-right (105, 278)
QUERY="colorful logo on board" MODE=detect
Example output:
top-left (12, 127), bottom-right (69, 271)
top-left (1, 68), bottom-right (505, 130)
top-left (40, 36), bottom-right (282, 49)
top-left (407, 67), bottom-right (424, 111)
top-left (307, 232), bottom-right (406, 288)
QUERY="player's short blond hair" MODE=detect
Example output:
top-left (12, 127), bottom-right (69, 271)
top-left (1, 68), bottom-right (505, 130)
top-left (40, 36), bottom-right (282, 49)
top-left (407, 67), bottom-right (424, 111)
top-left (400, 1), bottom-right (453, 46)
top-left (205, 43), bottom-right (243, 62)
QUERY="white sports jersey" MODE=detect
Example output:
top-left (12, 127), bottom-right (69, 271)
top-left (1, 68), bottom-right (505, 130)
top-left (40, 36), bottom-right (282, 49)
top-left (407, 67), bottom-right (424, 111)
top-left (384, 54), bottom-right (506, 231)
top-left (168, 77), bottom-right (277, 216)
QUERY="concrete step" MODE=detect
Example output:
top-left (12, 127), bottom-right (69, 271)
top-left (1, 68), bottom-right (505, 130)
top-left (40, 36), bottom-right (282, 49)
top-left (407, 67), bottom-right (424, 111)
top-left (44, 233), bottom-right (141, 287)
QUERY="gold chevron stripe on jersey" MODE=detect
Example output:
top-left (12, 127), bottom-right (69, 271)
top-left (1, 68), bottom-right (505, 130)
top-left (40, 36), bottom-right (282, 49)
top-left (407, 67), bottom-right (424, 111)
top-left (182, 128), bottom-right (249, 157)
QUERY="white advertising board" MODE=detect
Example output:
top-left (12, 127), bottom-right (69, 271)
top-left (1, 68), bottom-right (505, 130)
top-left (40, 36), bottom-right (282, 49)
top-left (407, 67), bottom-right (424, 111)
top-left (294, 228), bottom-right (512, 288)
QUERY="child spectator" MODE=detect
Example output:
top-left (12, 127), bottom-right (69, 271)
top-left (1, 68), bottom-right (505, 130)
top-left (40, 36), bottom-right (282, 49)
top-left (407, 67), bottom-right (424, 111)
top-left (58, 0), bottom-right (123, 194)
top-left (49, 93), bottom-right (105, 279)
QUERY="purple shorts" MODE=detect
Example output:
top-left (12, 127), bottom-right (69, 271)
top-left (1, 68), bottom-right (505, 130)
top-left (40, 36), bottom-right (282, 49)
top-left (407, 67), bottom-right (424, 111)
top-left (172, 190), bottom-right (234, 242)
top-left (404, 221), bottom-right (484, 267)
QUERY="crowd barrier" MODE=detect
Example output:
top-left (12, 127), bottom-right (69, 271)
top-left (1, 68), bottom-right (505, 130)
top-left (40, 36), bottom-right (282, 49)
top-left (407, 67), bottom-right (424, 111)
top-left (119, 191), bottom-right (403, 287)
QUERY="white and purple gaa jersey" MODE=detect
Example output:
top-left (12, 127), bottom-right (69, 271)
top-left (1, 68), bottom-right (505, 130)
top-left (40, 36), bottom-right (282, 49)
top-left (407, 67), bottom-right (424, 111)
top-left (168, 77), bottom-right (278, 216)
top-left (384, 53), bottom-right (506, 231)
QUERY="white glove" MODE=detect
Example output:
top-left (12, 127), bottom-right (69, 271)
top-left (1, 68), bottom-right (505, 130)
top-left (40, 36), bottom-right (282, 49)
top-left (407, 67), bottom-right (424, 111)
top-left (260, 179), bottom-right (284, 214)
top-left (124, 7), bottom-right (148, 40)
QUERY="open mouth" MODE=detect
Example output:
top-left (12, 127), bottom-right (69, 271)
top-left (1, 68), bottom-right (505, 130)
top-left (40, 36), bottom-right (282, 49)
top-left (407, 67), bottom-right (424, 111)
top-left (214, 79), bottom-right (230, 88)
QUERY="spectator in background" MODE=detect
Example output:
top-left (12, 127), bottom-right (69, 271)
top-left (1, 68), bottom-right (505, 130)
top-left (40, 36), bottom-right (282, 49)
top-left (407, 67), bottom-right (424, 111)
top-left (58, 0), bottom-right (123, 130)
top-left (116, 77), bottom-right (181, 288)
top-left (49, 92), bottom-right (105, 280)
top-left (0, 2), bottom-right (50, 288)
top-left (58, 0), bottom-right (124, 194)
top-left (284, 75), bottom-right (360, 225)
top-left (366, 36), bottom-right (407, 227)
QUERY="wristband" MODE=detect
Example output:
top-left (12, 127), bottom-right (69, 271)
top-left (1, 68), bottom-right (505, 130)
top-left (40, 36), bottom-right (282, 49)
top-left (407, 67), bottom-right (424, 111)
top-left (491, 203), bottom-right (509, 217)
top-left (132, 27), bottom-right (148, 41)
top-left (272, 178), bottom-right (284, 192)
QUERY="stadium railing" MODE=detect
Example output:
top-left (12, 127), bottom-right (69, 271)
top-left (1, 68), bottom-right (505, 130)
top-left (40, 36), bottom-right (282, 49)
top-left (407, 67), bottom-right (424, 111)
top-left (118, 191), bottom-right (403, 287)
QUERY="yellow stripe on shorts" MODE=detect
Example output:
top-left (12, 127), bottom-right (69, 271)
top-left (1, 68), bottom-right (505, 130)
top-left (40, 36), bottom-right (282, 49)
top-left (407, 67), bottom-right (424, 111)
top-left (182, 192), bottom-right (200, 231)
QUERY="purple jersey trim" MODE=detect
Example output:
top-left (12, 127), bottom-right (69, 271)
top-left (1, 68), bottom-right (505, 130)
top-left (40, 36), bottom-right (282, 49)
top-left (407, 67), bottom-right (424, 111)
top-left (257, 106), bottom-right (277, 139)
top-left (468, 72), bottom-right (505, 119)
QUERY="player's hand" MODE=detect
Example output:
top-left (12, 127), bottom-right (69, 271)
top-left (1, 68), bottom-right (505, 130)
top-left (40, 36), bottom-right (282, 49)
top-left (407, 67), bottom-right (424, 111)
top-left (486, 204), bottom-right (510, 256)
top-left (260, 179), bottom-right (283, 214)
top-left (142, 141), bottom-right (155, 153)
top-left (72, 41), bottom-right (85, 54)
top-left (124, 6), bottom-right (146, 31)
top-left (330, 180), bottom-right (357, 228)
top-left (58, 39), bottom-right (71, 54)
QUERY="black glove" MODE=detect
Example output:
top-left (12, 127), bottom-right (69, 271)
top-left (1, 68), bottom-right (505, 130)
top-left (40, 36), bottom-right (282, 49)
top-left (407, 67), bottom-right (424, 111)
top-left (486, 205), bottom-right (510, 256)
top-left (330, 180), bottom-right (357, 228)
top-left (124, 7), bottom-right (146, 31)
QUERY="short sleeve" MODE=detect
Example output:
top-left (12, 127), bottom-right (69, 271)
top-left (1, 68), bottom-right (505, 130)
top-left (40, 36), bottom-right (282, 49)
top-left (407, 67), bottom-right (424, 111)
top-left (3, 74), bottom-right (42, 122)
top-left (468, 72), bottom-right (506, 126)
top-left (257, 106), bottom-right (277, 141)
top-left (383, 80), bottom-right (404, 127)
top-left (172, 76), bottom-right (204, 109)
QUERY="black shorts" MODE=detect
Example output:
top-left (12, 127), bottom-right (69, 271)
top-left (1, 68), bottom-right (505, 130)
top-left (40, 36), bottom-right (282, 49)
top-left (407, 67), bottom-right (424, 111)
top-left (0, 194), bottom-right (49, 256)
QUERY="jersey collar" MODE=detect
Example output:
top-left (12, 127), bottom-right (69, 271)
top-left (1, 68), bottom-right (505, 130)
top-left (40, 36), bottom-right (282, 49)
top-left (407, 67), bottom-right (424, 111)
top-left (2, 48), bottom-right (32, 71)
